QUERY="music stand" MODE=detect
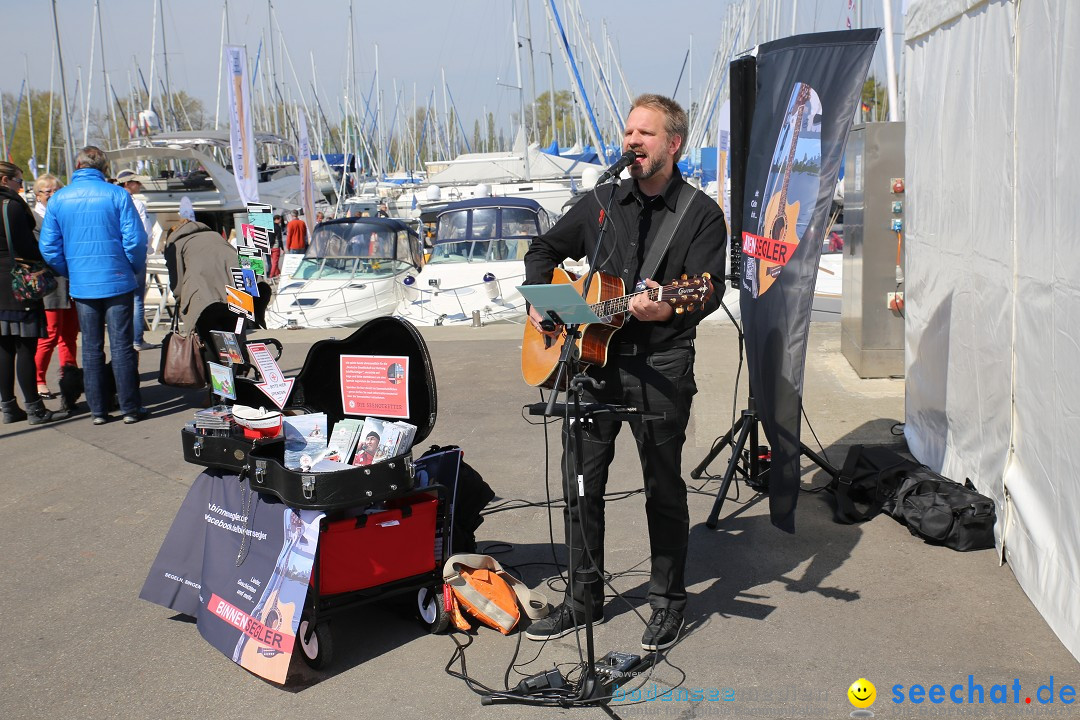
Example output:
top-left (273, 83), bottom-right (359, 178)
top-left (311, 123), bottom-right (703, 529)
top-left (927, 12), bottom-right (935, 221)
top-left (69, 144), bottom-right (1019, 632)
top-left (517, 284), bottom-right (604, 328)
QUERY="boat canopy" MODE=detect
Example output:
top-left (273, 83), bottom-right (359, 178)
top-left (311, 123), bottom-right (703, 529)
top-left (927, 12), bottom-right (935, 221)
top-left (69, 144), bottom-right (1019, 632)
top-left (429, 198), bottom-right (552, 264)
top-left (293, 217), bottom-right (421, 280)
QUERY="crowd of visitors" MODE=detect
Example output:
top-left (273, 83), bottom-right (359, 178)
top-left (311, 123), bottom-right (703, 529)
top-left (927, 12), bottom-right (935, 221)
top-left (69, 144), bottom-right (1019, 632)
top-left (1, 145), bottom-right (357, 428)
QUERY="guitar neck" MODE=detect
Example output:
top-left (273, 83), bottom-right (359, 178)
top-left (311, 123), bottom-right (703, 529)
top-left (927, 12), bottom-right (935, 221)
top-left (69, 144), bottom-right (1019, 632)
top-left (590, 285), bottom-right (667, 319)
top-left (776, 86), bottom-right (813, 213)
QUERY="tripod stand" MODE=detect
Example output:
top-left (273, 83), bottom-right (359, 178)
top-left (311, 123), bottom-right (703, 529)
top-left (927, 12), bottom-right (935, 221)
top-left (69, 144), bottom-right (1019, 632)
top-left (690, 393), bottom-right (838, 529)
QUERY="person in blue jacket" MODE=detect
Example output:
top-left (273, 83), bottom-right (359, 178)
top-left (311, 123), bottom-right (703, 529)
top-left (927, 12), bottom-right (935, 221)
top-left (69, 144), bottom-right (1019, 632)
top-left (39, 146), bottom-right (149, 425)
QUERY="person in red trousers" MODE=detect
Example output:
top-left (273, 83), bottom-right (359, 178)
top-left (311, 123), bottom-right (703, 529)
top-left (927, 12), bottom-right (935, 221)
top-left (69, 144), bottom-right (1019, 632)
top-left (32, 174), bottom-right (79, 403)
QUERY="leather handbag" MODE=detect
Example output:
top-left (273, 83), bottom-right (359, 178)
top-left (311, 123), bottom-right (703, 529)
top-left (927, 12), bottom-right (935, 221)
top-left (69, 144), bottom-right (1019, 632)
top-left (159, 315), bottom-right (207, 388)
top-left (3, 199), bottom-right (58, 303)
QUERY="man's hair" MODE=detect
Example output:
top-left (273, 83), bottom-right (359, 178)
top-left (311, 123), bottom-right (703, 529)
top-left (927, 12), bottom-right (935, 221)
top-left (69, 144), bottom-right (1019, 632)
top-left (75, 146), bottom-right (109, 172)
top-left (630, 94), bottom-right (689, 161)
top-left (33, 174), bottom-right (62, 193)
top-left (0, 160), bottom-right (22, 180)
top-left (367, 431), bottom-right (380, 440)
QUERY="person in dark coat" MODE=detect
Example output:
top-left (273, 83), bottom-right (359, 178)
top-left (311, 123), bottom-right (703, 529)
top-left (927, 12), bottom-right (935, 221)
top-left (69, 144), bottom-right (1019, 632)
top-left (0, 161), bottom-right (59, 424)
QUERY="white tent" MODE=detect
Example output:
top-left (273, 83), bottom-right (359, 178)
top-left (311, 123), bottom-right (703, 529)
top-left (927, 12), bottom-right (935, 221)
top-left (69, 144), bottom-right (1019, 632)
top-left (903, 0), bottom-right (1079, 660)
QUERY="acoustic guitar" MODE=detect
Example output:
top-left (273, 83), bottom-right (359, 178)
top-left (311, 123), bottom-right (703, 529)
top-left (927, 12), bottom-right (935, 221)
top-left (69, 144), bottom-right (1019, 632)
top-left (758, 84), bottom-right (812, 296)
top-left (235, 512), bottom-right (305, 678)
top-left (521, 267), bottom-right (711, 388)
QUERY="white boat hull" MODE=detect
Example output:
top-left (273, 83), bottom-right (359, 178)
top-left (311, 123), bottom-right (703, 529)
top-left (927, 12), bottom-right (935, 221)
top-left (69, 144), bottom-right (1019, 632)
top-left (266, 276), bottom-right (405, 329)
top-left (394, 262), bottom-right (528, 326)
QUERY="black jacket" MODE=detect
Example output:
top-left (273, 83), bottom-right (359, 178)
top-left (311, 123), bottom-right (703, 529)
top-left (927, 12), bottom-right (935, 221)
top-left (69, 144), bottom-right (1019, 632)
top-left (0, 186), bottom-right (45, 312)
top-left (524, 171), bottom-right (728, 348)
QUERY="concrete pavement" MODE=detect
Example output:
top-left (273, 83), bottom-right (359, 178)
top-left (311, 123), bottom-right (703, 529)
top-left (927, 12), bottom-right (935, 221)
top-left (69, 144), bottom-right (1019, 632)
top-left (1, 320), bottom-right (1076, 720)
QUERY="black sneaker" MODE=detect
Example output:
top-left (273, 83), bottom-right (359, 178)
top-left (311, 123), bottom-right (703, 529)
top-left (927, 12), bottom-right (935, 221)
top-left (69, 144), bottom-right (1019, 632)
top-left (641, 608), bottom-right (684, 651)
top-left (525, 603), bottom-right (603, 642)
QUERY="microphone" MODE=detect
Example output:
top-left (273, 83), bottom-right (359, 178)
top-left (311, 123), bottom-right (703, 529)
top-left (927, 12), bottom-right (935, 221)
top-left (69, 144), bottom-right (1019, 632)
top-left (596, 150), bottom-right (638, 185)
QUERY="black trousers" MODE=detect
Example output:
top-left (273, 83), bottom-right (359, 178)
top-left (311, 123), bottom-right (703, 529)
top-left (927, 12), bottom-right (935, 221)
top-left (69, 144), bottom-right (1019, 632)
top-left (561, 346), bottom-right (697, 615)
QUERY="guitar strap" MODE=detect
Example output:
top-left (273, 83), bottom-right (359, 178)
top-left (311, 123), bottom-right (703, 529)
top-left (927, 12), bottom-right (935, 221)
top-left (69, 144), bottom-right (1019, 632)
top-left (639, 182), bottom-right (698, 284)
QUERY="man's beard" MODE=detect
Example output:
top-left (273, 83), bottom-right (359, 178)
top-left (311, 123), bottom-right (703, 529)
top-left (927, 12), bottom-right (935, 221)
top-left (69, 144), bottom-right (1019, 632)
top-left (631, 150), bottom-right (667, 181)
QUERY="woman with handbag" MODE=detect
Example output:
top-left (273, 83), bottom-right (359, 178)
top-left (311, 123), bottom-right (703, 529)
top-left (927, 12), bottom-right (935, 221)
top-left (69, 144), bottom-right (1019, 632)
top-left (0, 161), bottom-right (58, 424)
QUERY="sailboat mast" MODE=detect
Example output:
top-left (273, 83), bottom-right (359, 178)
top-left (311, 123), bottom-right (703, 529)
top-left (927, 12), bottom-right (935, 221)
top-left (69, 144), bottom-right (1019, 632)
top-left (512, 0), bottom-right (531, 181)
top-left (214, 2), bottom-right (229, 130)
top-left (84, 0), bottom-right (98, 146)
top-left (375, 43), bottom-right (384, 177)
top-left (523, 0), bottom-right (540, 142)
top-left (25, 58), bottom-right (37, 176)
top-left (45, 31), bottom-right (56, 173)
top-left (545, 19), bottom-right (557, 146)
top-left (146, 0), bottom-right (157, 132)
top-left (50, 0), bottom-right (76, 177)
top-left (688, 34), bottom-right (693, 137)
top-left (441, 68), bottom-right (452, 158)
top-left (159, 0), bottom-right (178, 130)
top-left (882, 0), bottom-right (900, 120)
top-left (95, 6), bottom-right (119, 147)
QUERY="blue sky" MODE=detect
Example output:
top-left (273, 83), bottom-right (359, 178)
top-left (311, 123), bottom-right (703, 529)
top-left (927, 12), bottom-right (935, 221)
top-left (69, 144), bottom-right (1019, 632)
top-left (4, 1), bottom-right (900, 140)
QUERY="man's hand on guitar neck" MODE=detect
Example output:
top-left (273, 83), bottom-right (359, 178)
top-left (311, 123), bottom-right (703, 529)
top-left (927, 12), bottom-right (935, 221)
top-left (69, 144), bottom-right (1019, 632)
top-left (628, 278), bottom-right (675, 323)
top-left (528, 306), bottom-right (562, 337)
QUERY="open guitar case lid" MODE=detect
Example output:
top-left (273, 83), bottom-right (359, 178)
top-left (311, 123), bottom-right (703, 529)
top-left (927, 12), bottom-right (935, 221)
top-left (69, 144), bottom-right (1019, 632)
top-left (184, 317), bottom-right (438, 512)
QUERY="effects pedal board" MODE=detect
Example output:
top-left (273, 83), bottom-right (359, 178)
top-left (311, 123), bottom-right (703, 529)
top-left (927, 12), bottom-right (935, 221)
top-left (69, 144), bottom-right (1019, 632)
top-left (594, 650), bottom-right (652, 684)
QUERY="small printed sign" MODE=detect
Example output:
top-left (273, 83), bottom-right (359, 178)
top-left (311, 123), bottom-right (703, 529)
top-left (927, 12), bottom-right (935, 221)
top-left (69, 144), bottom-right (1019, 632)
top-left (238, 247), bottom-right (266, 276)
top-left (207, 361), bottom-right (237, 401)
top-left (225, 286), bottom-right (255, 321)
top-left (340, 354), bottom-right (410, 418)
top-left (280, 253), bottom-right (303, 277)
top-left (247, 342), bottom-right (294, 409)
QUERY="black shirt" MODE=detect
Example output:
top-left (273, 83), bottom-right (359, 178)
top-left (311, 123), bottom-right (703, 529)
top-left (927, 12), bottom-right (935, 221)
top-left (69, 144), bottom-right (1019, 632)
top-left (524, 169), bottom-right (728, 349)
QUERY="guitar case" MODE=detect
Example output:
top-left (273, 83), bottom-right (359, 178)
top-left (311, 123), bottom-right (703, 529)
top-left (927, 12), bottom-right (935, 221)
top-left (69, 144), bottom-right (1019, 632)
top-left (182, 317), bottom-right (438, 512)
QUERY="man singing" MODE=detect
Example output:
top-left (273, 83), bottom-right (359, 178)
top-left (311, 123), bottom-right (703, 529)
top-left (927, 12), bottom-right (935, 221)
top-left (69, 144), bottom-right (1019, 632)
top-left (523, 94), bottom-right (727, 651)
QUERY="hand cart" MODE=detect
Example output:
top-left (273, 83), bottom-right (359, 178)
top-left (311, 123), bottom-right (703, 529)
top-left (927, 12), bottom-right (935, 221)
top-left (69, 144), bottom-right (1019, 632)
top-left (177, 317), bottom-right (453, 673)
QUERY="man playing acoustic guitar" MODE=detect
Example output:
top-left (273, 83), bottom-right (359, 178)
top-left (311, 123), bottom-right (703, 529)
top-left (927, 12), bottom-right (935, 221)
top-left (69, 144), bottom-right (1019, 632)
top-left (523, 94), bottom-right (727, 651)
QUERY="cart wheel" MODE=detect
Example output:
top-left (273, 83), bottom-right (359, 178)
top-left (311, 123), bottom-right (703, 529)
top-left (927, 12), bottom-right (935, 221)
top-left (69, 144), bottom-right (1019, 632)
top-left (297, 619), bottom-right (333, 669)
top-left (417, 586), bottom-right (451, 634)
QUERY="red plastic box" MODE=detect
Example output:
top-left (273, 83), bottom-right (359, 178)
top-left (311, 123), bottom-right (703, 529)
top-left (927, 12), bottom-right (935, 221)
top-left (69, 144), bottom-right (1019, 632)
top-left (315, 494), bottom-right (438, 595)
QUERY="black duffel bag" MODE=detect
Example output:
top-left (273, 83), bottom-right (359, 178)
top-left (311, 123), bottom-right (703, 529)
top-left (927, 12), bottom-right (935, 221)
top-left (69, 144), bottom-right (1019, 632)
top-left (892, 474), bottom-right (996, 551)
top-left (831, 445), bottom-right (997, 552)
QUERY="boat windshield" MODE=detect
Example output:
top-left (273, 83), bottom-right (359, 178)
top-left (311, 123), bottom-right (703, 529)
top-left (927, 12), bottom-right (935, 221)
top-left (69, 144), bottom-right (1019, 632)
top-left (292, 223), bottom-right (415, 280)
top-left (429, 206), bottom-right (539, 264)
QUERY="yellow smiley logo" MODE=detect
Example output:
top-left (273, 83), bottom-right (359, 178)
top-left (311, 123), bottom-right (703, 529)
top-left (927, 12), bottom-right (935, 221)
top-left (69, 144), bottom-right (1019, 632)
top-left (848, 678), bottom-right (876, 709)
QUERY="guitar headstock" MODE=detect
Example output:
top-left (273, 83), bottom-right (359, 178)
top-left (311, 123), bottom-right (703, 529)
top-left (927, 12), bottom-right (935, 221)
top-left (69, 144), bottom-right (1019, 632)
top-left (662, 273), bottom-right (713, 314)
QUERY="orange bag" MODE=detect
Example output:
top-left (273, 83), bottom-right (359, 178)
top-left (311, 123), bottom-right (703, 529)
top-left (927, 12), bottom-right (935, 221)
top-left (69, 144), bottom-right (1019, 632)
top-left (442, 554), bottom-right (549, 634)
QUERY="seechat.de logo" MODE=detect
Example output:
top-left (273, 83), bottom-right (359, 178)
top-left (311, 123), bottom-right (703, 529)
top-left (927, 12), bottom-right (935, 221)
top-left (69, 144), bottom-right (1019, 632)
top-left (848, 678), bottom-right (877, 717)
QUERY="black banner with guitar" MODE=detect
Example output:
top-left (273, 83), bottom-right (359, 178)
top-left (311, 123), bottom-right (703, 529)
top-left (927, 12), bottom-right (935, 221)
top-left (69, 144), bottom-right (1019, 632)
top-left (140, 470), bottom-right (323, 684)
top-left (739, 30), bottom-right (879, 532)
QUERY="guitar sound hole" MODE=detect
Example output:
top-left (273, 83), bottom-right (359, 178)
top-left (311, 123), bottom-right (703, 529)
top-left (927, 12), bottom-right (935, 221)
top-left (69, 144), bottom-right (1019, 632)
top-left (771, 216), bottom-right (787, 241)
top-left (265, 609), bottom-right (280, 629)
